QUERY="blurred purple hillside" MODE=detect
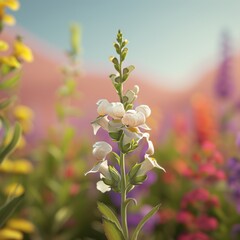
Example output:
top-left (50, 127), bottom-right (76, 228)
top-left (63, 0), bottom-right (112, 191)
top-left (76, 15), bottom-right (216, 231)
top-left (3, 29), bottom-right (240, 141)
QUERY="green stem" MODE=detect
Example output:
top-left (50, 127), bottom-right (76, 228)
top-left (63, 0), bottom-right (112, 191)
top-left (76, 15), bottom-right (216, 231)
top-left (120, 152), bottom-right (128, 239)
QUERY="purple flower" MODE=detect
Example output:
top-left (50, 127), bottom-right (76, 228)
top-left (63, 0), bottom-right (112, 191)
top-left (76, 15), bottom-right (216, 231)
top-left (215, 31), bottom-right (233, 99)
top-left (231, 224), bottom-right (240, 239)
top-left (128, 205), bottom-right (158, 233)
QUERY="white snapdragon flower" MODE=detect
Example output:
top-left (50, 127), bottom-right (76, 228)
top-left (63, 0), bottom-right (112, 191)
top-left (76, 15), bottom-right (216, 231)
top-left (135, 105), bottom-right (151, 118)
top-left (92, 141), bottom-right (112, 160)
top-left (136, 156), bottom-right (165, 176)
top-left (107, 102), bottom-right (125, 119)
top-left (97, 178), bottom-right (111, 193)
top-left (85, 160), bottom-right (111, 179)
top-left (91, 116), bottom-right (109, 135)
top-left (97, 99), bottom-right (110, 116)
top-left (122, 110), bottom-right (146, 127)
top-left (85, 161), bottom-right (112, 193)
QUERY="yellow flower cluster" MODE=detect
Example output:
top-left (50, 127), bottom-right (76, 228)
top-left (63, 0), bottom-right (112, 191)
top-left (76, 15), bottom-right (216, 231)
top-left (0, 0), bottom-right (19, 26)
top-left (0, 158), bottom-right (33, 174)
top-left (0, 39), bottom-right (33, 69)
top-left (0, 218), bottom-right (35, 239)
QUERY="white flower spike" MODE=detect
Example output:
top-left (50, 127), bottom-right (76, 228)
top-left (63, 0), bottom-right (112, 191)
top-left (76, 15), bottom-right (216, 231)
top-left (92, 141), bottom-right (112, 160)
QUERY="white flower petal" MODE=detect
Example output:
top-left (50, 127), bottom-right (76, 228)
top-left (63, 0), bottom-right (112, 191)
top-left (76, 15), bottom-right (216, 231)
top-left (122, 110), bottom-right (146, 127)
top-left (137, 156), bottom-right (165, 176)
top-left (107, 102), bottom-right (125, 119)
top-left (146, 140), bottom-right (154, 156)
top-left (93, 141), bottom-right (112, 160)
top-left (139, 123), bottom-right (151, 130)
top-left (85, 160), bottom-right (111, 179)
top-left (136, 105), bottom-right (151, 118)
top-left (91, 116), bottom-right (109, 135)
top-left (97, 99), bottom-right (110, 116)
top-left (97, 180), bottom-right (111, 193)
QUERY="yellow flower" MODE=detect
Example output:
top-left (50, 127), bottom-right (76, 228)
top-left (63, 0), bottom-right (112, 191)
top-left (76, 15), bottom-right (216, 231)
top-left (13, 159), bottom-right (33, 174)
top-left (14, 105), bottom-right (34, 121)
top-left (0, 56), bottom-right (20, 68)
top-left (6, 218), bottom-right (35, 233)
top-left (4, 183), bottom-right (24, 196)
top-left (0, 228), bottom-right (23, 240)
top-left (0, 0), bottom-right (19, 26)
top-left (0, 159), bottom-right (33, 174)
top-left (0, 40), bottom-right (8, 51)
top-left (2, 13), bottom-right (15, 25)
top-left (0, 0), bottom-right (20, 11)
top-left (0, 159), bottom-right (14, 173)
top-left (13, 40), bottom-right (33, 62)
top-left (14, 105), bottom-right (34, 133)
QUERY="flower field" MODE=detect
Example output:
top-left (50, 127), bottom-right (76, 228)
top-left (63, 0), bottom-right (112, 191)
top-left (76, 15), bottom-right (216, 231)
top-left (1, 1), bottom-right (240, 240)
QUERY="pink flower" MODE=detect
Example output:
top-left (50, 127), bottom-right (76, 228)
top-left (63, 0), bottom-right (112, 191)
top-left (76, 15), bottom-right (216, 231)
top-left (196, 215), bottom-right (218, 231)
top-left (177, 211), bottom-right (194, 225)
top-left (178, 232), bottom-right (210, 240)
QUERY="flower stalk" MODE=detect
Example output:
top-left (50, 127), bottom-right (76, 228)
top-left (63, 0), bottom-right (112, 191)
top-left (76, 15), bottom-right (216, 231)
top-left (87, 30), bottom-right (165, 240)
top-left (120, 152), bottom-right (128, 239)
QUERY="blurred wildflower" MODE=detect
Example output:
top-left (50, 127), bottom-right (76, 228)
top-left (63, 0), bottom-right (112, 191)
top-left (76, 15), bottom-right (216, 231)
top-left (0, 158), bottom-right (33, 174)
top-left (0, 228), bottom-right (22, 240)
top-left (177, 188), bottom-right (219, 238)
top-left (0, 40), bottom-right (8, 51)
top-left (6, 218), bottom-right (35, 234)
top-left (191, 94), bottom-right (218, 144)
top-left (226, 157), bottom-right (240, 213)
top-left (0, 0), bottom-right (19, 27)
top-left (0, 39), bottom-right (33, 69)
top-left (4, 183), bottom-right (24, 196)
top-left (215, 31), bottom-right (233, 99)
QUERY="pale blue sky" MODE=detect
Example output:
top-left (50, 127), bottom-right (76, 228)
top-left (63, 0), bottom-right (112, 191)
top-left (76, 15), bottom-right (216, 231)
top-left (13, 0), bottom-right (240, 89)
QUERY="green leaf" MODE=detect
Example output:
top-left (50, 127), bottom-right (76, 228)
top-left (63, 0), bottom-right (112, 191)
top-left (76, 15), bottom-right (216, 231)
top-left (0, 97), bottom-right (14, 110)
top-left (130, 175), bottom-right (147, 185)
top-left (0, 64), bottom-right (11, 75)
top-left (97, 202), bottom-right (122, 231)
top-left (109, 166), bottom-right (121, 182)
top-left (111, 151), bottom-right (120, 164)
top-left (0, 73), bottom-right (20, 90)
top-left (128, 163), bottom-right (141, 179)
top-left (131, 204), bottom-right (161, 240)
top-left (0, 193), bottom-right (24, 228)
top-left (125, 198), bottom-right (137, 208)
top-left (109, 131), bottom-right (122, 141)
top-left (102, 217), bottom-right (124, 240)
top-left (0, 123), bottom-right (21, 164)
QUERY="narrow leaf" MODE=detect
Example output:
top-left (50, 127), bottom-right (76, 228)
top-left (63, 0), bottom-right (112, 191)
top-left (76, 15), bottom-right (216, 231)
top-left (0, 193), bottom-right (24, 228)
top-left (97, 202), bottom-right (122, 230)
top-left (0, 123), bottom-right (21, 164)
top-left (131, 204), bottom-right (161, 240)
top-left (102, 217), bottom-right (124, 240)
top-left (0, 74), bottom-right (20, 90)
top-left (0, 97), bottom-right (14, 110)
